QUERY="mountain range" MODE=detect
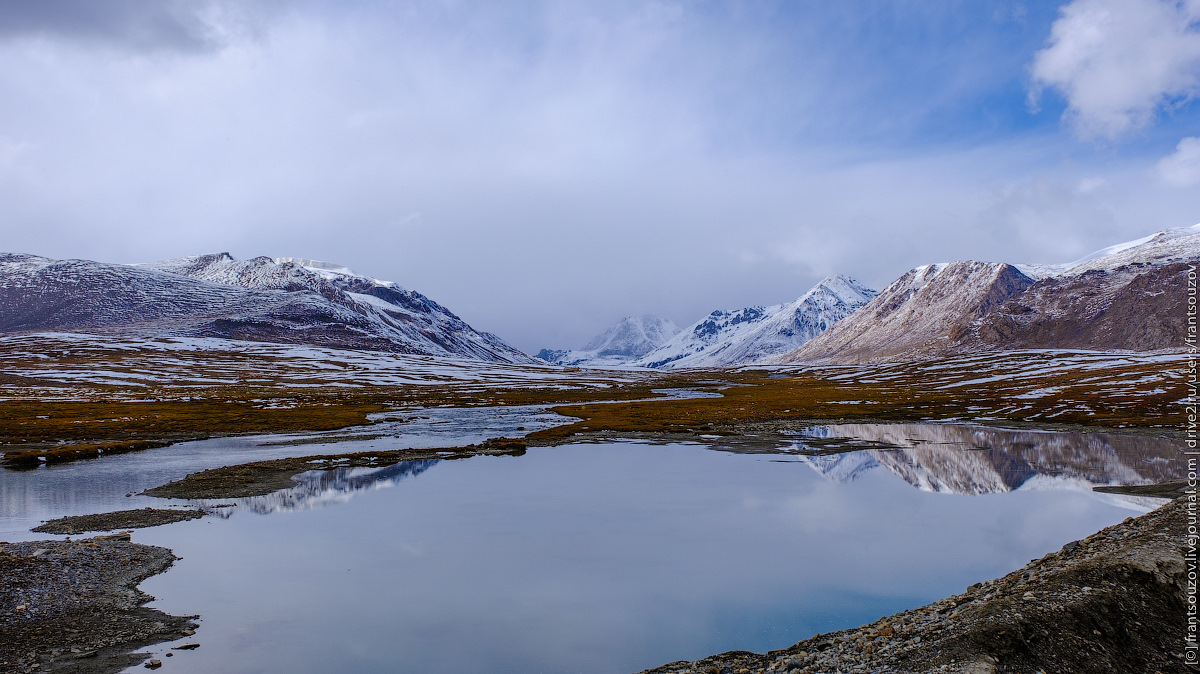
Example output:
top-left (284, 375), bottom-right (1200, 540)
top-left (633, 274), bottom-right (877, 368)
top-left (0, 252), bottom-right (534, 363)
top-left (536, 274), bottom-right (876, 369)
top-left (2, 223), bottom-right (1195, 368)
top-left (783, 224), bottom-right (1199, 364)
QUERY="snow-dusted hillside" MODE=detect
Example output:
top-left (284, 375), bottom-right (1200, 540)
top-left (536, 315), bottom-right (679, 367)
top-left (1016, 223), bottom-right (1200, 278)
top-left (0, 252), bottom-right (534, 363)
top-left (784, 223), bottom-right (1200, 364)
top-left (784, 262), bottom-right (1033, 364)
top-left (631, 275), bottom-right (876, 369)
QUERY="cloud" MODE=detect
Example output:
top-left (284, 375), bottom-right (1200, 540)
top-left (0, 0), bottom-right (258, 53)
top-left (978, 176), bottom-right (1119, 262)
top-left (1030, 0), bottom-right (1200, 139)
top-left (1158, 136), bottom-right (1200, 186)
top-left (1, 2), bottom-right (1199, 351)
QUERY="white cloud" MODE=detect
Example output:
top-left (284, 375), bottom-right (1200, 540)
top-left (1158, 136), bottom-right (1200, 186)
top-left (1030, 0), bottom-right (1200, 139)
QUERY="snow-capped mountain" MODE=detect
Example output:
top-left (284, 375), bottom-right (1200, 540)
top-left (536, 315), bottom-right (679, 367)
top-left (784, 224), bottom-right (1200, 364)
top-left (632, 274), bottom-right (877, 369)
top-left (0, 252), bottom-right (535, 363)
top-left (1015, 223), bottom-right (1200, 278)
top-left (783, 262), bottom-right (1034, 364)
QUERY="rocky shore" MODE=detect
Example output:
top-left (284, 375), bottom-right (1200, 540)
top-left (643, 496), bottom-right (1189, 674)
top-left (0, 535), bottom-right (196, 673)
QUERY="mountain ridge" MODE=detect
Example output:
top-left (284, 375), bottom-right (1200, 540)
top-left (0, 252), bottom-right (534, 363)
top-left (632, 274), bottom-right (877, 369)
top-left (782, 223), bottom-right (1200, 364)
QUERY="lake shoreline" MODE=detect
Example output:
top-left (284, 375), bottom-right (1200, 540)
top-left (2, 425), bottom-right (1186, 673)
top-left (642, 496), bottom-right (1188, 674)
top-left (0, 536), bottom-right (197, 674)
top-left (1, 497), bottom-right (1184, 673)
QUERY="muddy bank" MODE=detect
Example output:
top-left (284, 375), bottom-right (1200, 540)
top-left (642, 497), bottom-right (1189, 674)
top-left (0, 536), bottom-right (197, 673)
top-left (32, 509), bottom-right (205, 535)
top-left (142, 437), bottom-right (528, 499)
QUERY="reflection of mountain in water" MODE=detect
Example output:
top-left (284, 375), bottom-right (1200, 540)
top-left (204, 460), bottom-right (438, 516)
top-left (789, 424), bottom-right (1183, 495)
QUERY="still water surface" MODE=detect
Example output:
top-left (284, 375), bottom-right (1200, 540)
top-left (0, 420), bottom-right (1184, 673)
top-left (125, 429), bottom-right (1177, 674)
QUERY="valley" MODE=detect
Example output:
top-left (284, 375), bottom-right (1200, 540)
top-left (0, 224), bottom-right (1193, 673)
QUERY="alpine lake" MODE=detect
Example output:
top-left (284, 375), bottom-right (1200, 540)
top-left (0, 404), bottom-right (1184, 674)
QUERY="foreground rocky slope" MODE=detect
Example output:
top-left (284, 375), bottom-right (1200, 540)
top-left (0, 253), bottom-right (533, 363)
top-left (785, 224), bottom-right (1199, 364)
top-left (644, 496), bottom-right (1188, 674)
top-left (0, 536), bottom-right (196, 673)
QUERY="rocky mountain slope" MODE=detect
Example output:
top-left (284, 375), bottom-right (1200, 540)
top-left (632, 274), bottom-right (877, 369)
top-left (784, 224), bottom-right (1199, 364)
top-left (0, 252), bottom-right (534, 363)
top-left (781, 262), bottom-right (1035, 364)
top-left (535, 315), bottom-right (679, 367)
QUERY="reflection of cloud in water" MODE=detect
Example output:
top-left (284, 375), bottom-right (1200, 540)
top-left (786, 424), bottom-right (1184, 496)
top-left (202, 460), bottom-right (439, 516)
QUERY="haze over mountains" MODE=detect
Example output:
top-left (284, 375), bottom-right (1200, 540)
top-left (0, 224), bottom-right (1195, 368)
top-left (535, 315), bottom-right (680, 367)
top-left (536, 275), bottom-right (876, 369)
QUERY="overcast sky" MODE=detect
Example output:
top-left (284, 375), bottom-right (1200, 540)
top-left (1, 0), bottom-right (1199, 352)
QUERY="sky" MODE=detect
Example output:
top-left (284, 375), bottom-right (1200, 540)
top-left (1, 0), bottom-right (1199, 353)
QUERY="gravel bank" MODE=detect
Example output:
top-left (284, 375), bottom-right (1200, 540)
top-left (643, 497), bottom-right (1189, 674)
top-left (0, 535), bottom-right (196, 673)
top-left (32, 509), bottom-right (205, 535)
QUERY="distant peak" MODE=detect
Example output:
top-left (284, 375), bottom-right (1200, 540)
top-left (273, 257), bottom-right (356, 276)
top-left (804, 274), bottom-right (877, 304)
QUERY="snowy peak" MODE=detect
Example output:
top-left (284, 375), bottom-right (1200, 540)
top-left (580, 315), bottom-right (680, 357)
top-left (145, 253), bottom-right (335, 294)
top-left (1062, 222), bottom-right (1200, 275)
top-left (808, 273), bottom-right (880, 304)
top-left (537, 315), bottom-right (680, 367)
top-left (273, 257), bottom-right (359, 277)
top-left (1017, 223), bottom-right (1200, 279)
top-left (633, 275), bottom-right (877, 369)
